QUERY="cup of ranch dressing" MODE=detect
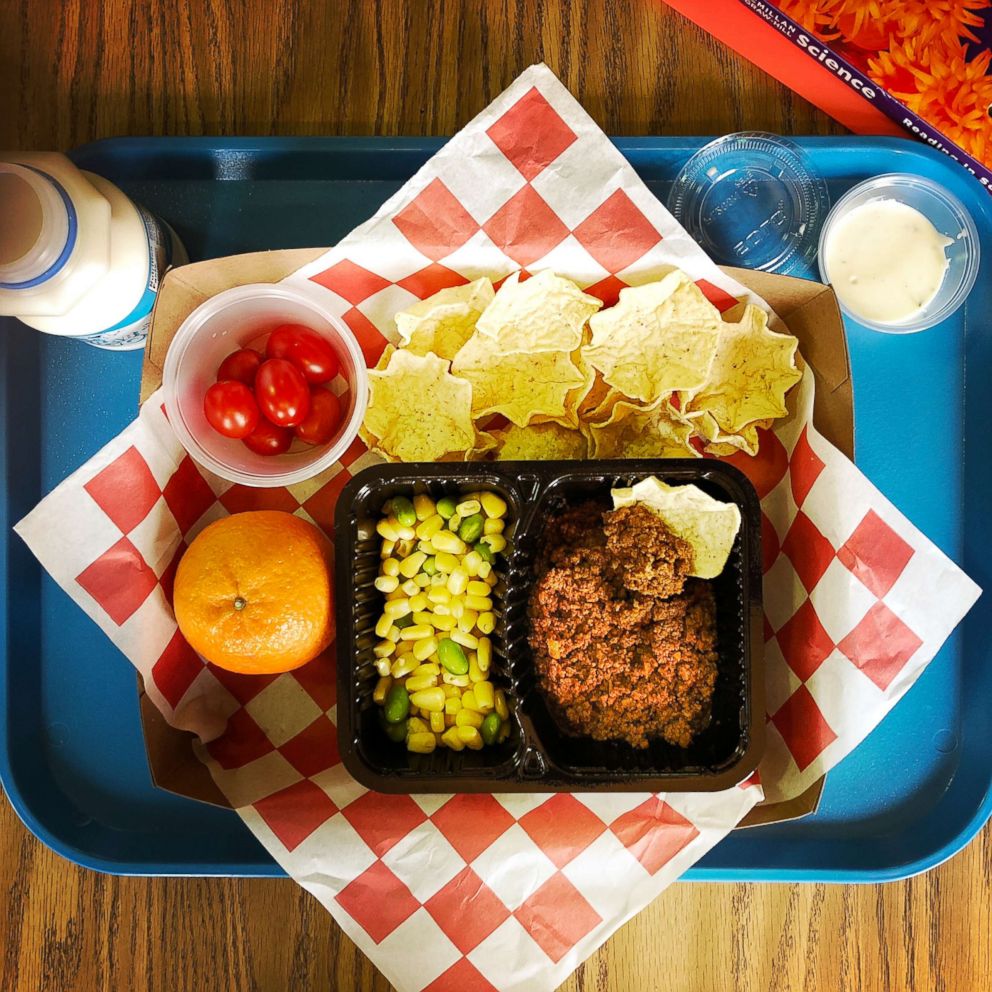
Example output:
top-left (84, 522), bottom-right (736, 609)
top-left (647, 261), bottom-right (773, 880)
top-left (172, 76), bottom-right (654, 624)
top-left (818, 174), bottom-right (979, 334)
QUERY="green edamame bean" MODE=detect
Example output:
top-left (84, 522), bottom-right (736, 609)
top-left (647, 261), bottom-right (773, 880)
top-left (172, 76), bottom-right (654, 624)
top-left (437, 638), bottom-right (470, 675)
top-left (384, 684), bottom-right (410, 723)
top-left (458, 513), bottom-right (485, 544)
top-left (480, 712), bottom-right (501, 746)
top-left (422, 555), bottom-right (438, 576)
top-left (393, 613), bottom-right (415, 629)
top-left (392, 496), bottom-right (417, 528)
top-left (474, 541), bottom-right (495, 563)
top-left (436, 496), bottom-right (457, 519)
top-left (379, 712), bottom-right (408, 742)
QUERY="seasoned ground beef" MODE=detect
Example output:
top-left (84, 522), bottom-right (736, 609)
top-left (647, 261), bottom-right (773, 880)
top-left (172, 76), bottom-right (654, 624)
top-left (528, 502), bottom-right (718, 749)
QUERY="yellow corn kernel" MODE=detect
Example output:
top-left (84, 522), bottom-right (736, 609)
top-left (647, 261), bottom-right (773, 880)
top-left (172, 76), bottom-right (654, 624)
top-left (380, 539), bottom-right (396, 558)
top-left (455, 498), bottom-right (481, 517)
top-left (407, 716), bottom-right (430, 734)
top-left (478, 636), bottom-right (493, 671)
top-left (449, 597), bottom-right (465, 620)
top-left (416, 540), bottom-right (436, 556)
top-left (462, 551), bottom-right (482, 576)
top-left (408, 592), bottom-right (429, 613)
top-left (429, 711), bottom-right (446, 734)
top-left (407, 732), bottom-right (436, 754)
top-left (414, 572), bottom-right (431, 588)
top-left (495, 689), bottom-right (509, 720)
top-left (400, 579), bottom-right (419, 596)
top-left (483, 516), bottom-right (505, 535)
top-left (446, 569), bottom-right (469, 596)
top-left (399, 624), bottom-right (434, 641)
top-left (456, 610), bottom-right (478, 633)
top-left (374, 575), bottom-right (399, 594)
top-left (381, 557), bottom-right (401, 577)
top-left (466, 580), bottom-right (491, 598)
top-left (430, 572), bottom-right (448, 587)
top-left (482, 534), bottom-right (507, 553)
top-left (428, 587), bottom-right (451, 605)
top-left (434, 551), bottom-right (459, 573)
top-left (477, 560), bottom-right (492, 580)
top-left (448, 513), bottom-right (462, 532)
top-left (413, 636), bottom-right (439, 662)
top-left (384, 598), bottom-right (411, 618)
top-left (432, 603), bottom-right (452, 617)
top-left (484, 570), bottom-right (498, 587)
top-left (461, 690), bottom-right (481, 712)
top-left (399, 551), bottom-right (427, 578)
top-left (432, 531), bottom-right (466, 555)
top-left (498, 720), bottom-right (511, 743)
top-left (412, 662), bottom-right (440, 678)
top-left (416, 513), bottom-right (444, 540)
top-left (373, 640), bottom-right (395, 659)
top-left (413, 493), bottom-right (435, 520)
top-left (376, 518), bottom-right (400, 541)
top-left (455, 708), bottom-right (484, 729)
top-left (385, 625), bottom-right (401, 643)
top-left (374, 657), bottom-right (392, 677)
top-left (456, 726), bottom-right (484, 749)
top-left (463, 594), bottom-right (492, 612)
top-left (391, 654), bottom-right (419, 679)
top-left (477, 612), bottom-right (496, 635)
top-left (480, 492), bottom-right (507, 518)
top-left (441, 727), bottom-right (465, 750)
top-left (444, 696), bottom-right (462, 714)
top-left (468, 653), bottom-right (484, 684)
top-left (474, 680), bottom-right (495, 712)
top-left (451, 629), bottom-right (479, 650)
top-left (410, 687), bottom-right (445, 712)
top-left (442, 672), bottom-right (471, 688)
top-left (375, 613), bottom-right (393, 638)
top-left (385, 587), bottom-right (406, 601)
top-left (373, 676), bottom-right (392, 704)
top-left (412, 611), bottom-right (435, 626)
top-left (395, 523), bottom-right (416, 541)
top-left (441, 682), bottom-right (461, 698)
top-left (432, 613), bottom-right (457, 631)
top-left (404, 674), bottom-right (437, 693)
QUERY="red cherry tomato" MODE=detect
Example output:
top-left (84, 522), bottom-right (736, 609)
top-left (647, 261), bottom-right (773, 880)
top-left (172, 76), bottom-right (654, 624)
top-left (266, 324), bottom-right (340, 384)
top-left (217, 348), bottom-right (263, 385)
top-left (294, 388), bottom-right (343, 446)
top-left (242, 418), bottom-right (293, 456)
top-left (254, 358), bottom-right (311, 427)
top-left (203, 381), bottom-right (259, 439)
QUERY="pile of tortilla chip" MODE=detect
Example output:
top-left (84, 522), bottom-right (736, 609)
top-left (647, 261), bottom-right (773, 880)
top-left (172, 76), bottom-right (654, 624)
top-left (360, 268), bottom-right (803, 462)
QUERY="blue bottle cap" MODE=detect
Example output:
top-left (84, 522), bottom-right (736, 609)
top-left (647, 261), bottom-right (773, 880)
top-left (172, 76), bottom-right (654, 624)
top-left (668, 133), bottom-right (829, 275)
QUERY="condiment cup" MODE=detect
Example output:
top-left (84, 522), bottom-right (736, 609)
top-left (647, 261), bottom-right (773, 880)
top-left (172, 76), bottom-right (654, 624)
top-left (817, 174), bottom-right (980, 334)
top-left (163, 281), bottom-right (368, 487)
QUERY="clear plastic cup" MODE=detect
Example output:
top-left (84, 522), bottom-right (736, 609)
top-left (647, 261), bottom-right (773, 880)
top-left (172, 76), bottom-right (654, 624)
top-left (817, 174), bottom-right (980, 334)
top-left (163, 281), bottom-right (368, 487)
top-left (668, 132), bottom-right (829, 275)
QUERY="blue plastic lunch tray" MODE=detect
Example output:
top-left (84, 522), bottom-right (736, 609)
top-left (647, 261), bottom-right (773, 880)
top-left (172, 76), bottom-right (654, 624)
top-left (2, 136), bottom-right (991, 881)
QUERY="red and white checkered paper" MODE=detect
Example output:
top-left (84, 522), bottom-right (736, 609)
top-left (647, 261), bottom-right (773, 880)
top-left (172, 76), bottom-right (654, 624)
top-left (15, 65), bottom-right (981, 992)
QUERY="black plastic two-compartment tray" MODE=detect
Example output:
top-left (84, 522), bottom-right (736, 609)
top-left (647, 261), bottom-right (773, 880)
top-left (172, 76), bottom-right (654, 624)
top-left (335, 460), bottom-right (764, 793)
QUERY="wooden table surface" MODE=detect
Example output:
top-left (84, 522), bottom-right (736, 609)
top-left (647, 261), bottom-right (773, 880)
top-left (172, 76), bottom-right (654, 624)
top-left (1, 2), bottom-right (989, 990)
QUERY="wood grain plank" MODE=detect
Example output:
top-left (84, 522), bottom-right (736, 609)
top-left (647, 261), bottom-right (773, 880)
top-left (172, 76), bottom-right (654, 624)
top-left (0, 2), bottom-right (986, 991)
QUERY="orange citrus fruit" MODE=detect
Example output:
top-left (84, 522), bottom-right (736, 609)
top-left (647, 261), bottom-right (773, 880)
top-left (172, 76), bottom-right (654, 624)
top-left (173, 510), bottom-right (334, 675)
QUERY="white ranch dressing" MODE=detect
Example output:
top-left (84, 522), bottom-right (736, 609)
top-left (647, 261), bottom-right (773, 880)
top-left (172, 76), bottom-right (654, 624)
top-left (824, 197), bottom-right (952, 324)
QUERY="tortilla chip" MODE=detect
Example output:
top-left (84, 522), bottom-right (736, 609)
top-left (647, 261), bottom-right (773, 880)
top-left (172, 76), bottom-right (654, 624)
top-left (588, 397), bottom-right (697, 459)
top-left (583, 271), bottom-right (721, 403)
top-left (395, 277), bottom-right (495, 361)
top-left (682, 304), bottom-right (802, 433)
top-left (476, 270), bottom-right (602, 353)
top-left (611, 476), bottom-right (741, 579)
top-left (364, 350), bottom-right (475, 461)
top-left (451, 329), bottom-right (586, 427)
top-left (494, 422), bottom-right (588, 460)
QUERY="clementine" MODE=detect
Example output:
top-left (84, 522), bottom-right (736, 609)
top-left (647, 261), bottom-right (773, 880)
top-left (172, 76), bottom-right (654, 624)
top-left (173, 510), bottom-right (334, 675)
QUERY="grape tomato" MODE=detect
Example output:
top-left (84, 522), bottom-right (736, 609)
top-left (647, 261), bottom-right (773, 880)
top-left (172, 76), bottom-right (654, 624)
top-left (216, 348), bottom-right (263, 386)
top-left (203, 381), bottom-right (259, 439)
top-left (242, 418), bottom-right (293, 456)
top-left (266, 324), bottom-right (340, 384)
top-left (294, 388), bottom-right (344, 446)
top-left (255, 358), bottom-right (311, 427)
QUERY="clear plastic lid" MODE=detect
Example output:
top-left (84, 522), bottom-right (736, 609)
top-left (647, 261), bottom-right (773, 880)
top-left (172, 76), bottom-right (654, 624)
top-left (668, 132), bottom-right (829, 275)
top-left (0, 162), bottom-right (72, 287)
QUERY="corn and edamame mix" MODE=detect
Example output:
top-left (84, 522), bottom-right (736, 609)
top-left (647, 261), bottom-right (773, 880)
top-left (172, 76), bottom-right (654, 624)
top-left (371, 490), bottom-right (512, 753)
